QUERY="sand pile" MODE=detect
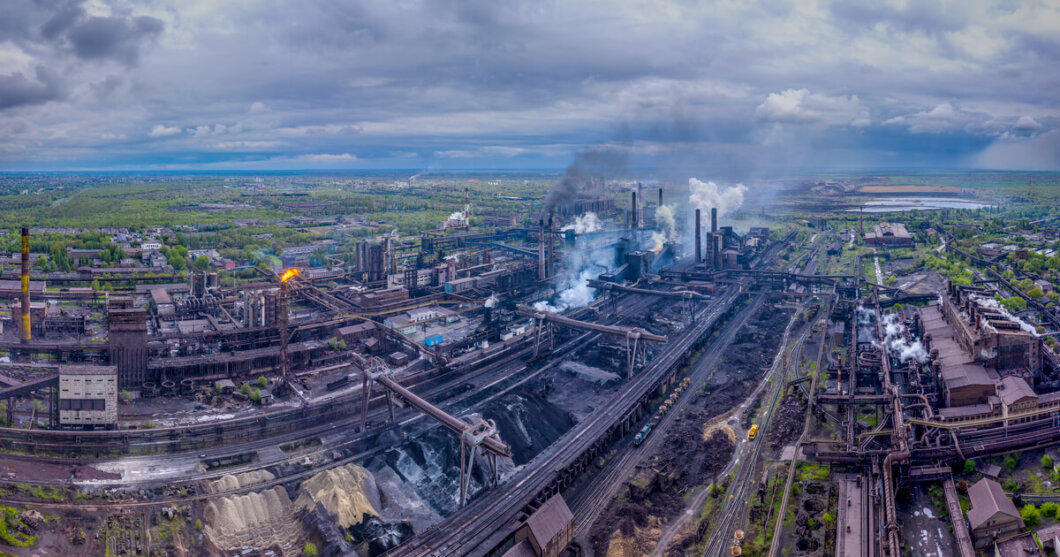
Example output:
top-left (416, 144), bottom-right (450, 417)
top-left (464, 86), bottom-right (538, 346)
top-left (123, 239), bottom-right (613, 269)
top-left (208, 469), bottom-right (276, 493)
top-left (204, 486), bottom-right (301, 552)
top-left (295, 463), bottom-right (381, 529)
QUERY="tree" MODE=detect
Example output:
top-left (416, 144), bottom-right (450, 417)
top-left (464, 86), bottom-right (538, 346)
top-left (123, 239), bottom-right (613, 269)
top-left (1004, 453), bottom-right (1021, 471)
top-left (1027, 287), bottom-right (1044, 299)
top-left (1041, 502), bottom-right (1059, 521)
top-left (239, 383), bottom-right (252, 395)
top-left (1020, 504), bottom-right (1041, 528)
top-left (822, 511), bottom-right (836, 526)
top-left (303, 542), bottom-right (319, 557)
top-left (1042, 454), bottom-right (1054, 469)
top-left (963, 459), bottom-right (977, 475)
top-left (168, 254), bottom-right (187, 272)
top-left (1000, 296), bottom-right (1027, 313)
top-left (249, 389), bottom-right (262, 405)
top-left (194, 255), bottom-right (211, 271)
top-left (257, 375), bottom-right (268, 389)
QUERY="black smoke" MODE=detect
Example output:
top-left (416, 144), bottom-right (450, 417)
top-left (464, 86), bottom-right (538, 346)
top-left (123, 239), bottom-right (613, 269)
top-left (543, 145), bottom-right (628, 214)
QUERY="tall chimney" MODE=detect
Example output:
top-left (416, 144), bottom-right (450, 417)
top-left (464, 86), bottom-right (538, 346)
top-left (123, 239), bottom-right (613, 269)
top-left (695, 209), bottom-right (702, 263)
top-left (20, 227), bottom-right (30, 343)
top-left (464, 187), bottom-right (470, 225)
top-left (637, 182), bottom-right (643, 227)
top-left (546, 214), bottom-right (554, 278)
top-left (538, 219), bottom-right (547, 280)
top-left (711, 207), bottom-right (718, 234)
top-left (631, 191), bottom-right (638, 229)
top-left (714, 233), bottom-right (722, 269)
top-left (658, 187), bottom-right (663, 208)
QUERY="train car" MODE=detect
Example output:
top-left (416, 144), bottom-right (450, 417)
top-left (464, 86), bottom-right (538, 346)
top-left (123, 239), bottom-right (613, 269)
top-left (748, 424), bottom-right (759, 441)
top-left (633, 425), bottom-right (652, 446)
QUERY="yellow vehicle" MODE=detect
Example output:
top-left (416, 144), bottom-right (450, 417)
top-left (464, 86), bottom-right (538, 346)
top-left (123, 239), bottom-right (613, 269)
top-left (748, 424), bottom-right (759, 441)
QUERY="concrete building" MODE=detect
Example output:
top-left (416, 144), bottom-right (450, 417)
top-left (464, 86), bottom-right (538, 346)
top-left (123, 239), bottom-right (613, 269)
top-left (58, 365), bottom-right (118, 428)
top-left (921, 304), bottom-right (999, 407)
top-left (864, 222), bottom-right (914, 247)
top-left (941, 283), bottom-right (1041, 374)
top-left (967, 478), bottom-right (1024, 550)
top-left (997, 375), bottom-right (1037, 417)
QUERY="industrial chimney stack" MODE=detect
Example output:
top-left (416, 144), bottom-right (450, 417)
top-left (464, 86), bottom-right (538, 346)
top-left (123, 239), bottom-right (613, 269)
top-left (695, 209), bottom-right (702, 263)
top-left (658, 187), bottom-right (663, 208)
top-left (631, 191), bottom-right (638, 229)
top-left (538, 219), bottom-right (547, 280)
top-left (464, 187), bottom-right (470, 225)
top-left (20, 227), bottom-right (30, 343)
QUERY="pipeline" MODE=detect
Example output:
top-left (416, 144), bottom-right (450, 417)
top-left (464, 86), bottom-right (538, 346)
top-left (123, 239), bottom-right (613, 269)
top-left (881, 450), bottom-right (909, 557)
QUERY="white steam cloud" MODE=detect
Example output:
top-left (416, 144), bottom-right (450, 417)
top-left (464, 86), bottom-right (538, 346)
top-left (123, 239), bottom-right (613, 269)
top-left (881, 312), bottom-right (929, 364)
top-left (561, 212), bottom-right (603, 234)
top-left (656, 205), bottom-right (676, 240)
top-left (969, 294), bottom-right (1040, 336)
top-left (688, 178), bottom-right (747, 218)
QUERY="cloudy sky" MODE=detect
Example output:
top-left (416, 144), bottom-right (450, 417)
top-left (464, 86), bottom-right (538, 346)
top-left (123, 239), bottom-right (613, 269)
top-left (0, 0), bottom-right (1057, 173)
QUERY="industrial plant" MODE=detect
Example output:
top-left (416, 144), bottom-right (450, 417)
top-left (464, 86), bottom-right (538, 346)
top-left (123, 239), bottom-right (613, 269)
top-left (0, 172), bottom-right (1057, 557)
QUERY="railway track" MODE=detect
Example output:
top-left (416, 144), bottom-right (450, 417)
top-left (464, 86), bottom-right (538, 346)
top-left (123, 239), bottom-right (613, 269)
top-left (0, 294), bottom-right (661, 507)
top-left (699, 297), bottom-right (810, 557)
top-left (569, 293), bottom-right (765, 547)
top-left (388, 287), bottom-right (747, 556)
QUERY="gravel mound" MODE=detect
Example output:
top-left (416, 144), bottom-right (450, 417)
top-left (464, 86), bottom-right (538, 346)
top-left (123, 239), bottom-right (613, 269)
top-left (208, 469), bottom-right (276, 493)
top-left (295, 463), bottom-right (380, 529)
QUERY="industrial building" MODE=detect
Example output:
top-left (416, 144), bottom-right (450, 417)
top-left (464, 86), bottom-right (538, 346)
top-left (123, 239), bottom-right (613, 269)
top-left (967, 478), bottom-right (1024, 550)
top-left (58, 364), bottom-right (118, 428)
top-left (864, 222), bottom-right (914, 247)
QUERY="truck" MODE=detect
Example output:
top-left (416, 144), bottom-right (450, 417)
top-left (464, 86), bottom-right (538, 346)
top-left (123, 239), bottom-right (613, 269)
top-left (748, 424), bottom-right (759, 441)
top-left (633, 425), bottom-right (652, 446)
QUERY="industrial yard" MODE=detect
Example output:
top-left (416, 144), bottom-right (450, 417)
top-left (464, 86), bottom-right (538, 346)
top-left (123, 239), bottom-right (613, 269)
top-left (0, 170), bottom-right (1055, 557)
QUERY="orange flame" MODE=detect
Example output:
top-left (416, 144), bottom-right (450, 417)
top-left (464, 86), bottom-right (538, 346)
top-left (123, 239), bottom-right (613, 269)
top-left (280, 268), bottom-right (301, 283)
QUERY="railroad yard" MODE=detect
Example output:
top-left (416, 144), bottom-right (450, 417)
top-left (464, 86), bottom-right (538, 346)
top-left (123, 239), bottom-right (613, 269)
top-left (0, 172), bottom-right (1057, 557)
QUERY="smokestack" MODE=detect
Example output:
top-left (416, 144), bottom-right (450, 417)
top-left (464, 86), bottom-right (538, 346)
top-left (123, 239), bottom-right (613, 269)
top-left (20, 227), bottom-right (30, 343)
top-left (464, 187), bottom-right (470, 225)
top-left (658, 187), bottom-right (663, 208)
top-left (714, 233), bottom-right (722, 269)
top-left (538, 219), bottom-right (547, 280)
top-left (637, 182), bottom-right (643, 227)
top-left (711, 207), bottom-right (718, 234)
top-left (695, 209), bottom-right (702, 263)
top-left (631, 191), bottom-right (638, 229)
top-left (546, 214), bottom-right (554, 279)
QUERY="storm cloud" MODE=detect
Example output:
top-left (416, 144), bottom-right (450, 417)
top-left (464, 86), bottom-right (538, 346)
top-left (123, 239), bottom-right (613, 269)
top-left (0, 0), bottom-right (1057, 170)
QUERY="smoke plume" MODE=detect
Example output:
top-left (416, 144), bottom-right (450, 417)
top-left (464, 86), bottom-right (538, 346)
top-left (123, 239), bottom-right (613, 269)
top-left (544, 146), bottom-right (628, 214)
top-left (561, 212), bottom-right (603, 234)
top-left (655, 205), bottom-right (676, 240)
top-left (881, 312), bottom-right (929, 364)
top-left (688, 178), bottom-right (747, 218)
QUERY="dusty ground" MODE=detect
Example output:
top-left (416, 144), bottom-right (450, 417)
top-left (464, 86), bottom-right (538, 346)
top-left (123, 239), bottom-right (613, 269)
top-left (589, 301), bottom-right (795, 556)
top-left (590, 429), bottom-right (735, 556)
top-left (0, 456), bottom-right (120, 482)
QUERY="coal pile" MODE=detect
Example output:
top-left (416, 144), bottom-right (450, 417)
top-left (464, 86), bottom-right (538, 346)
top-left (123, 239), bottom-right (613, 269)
top-left (481, 389), bottom-right (575, 465)
top-left (590, 428), bottom-right (734, 556)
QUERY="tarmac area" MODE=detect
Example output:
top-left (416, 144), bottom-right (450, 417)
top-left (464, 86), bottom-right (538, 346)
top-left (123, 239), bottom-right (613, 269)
top-left (899, 485), bottom-right (958, 557)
